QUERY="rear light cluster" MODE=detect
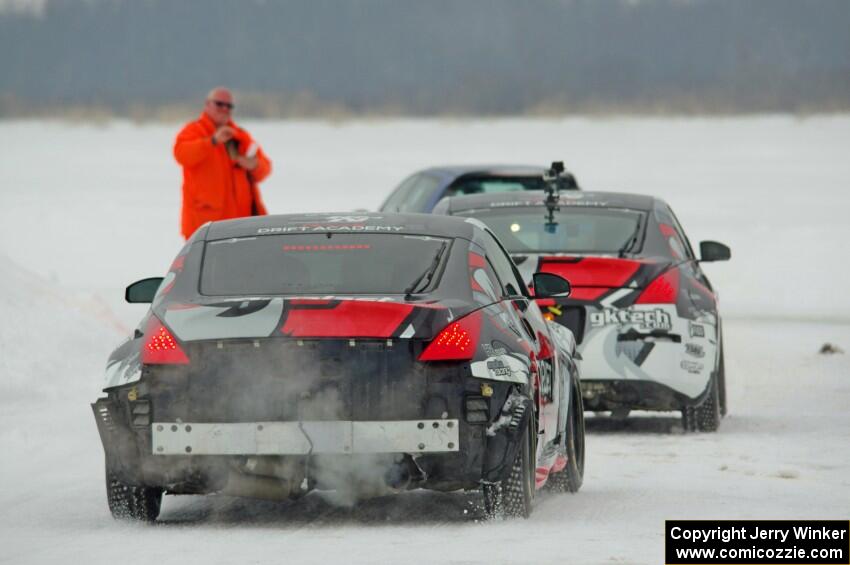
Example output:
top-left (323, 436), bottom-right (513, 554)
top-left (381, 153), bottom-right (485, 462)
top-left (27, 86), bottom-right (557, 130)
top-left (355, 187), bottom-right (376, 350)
top-left (141, 317), bottom-right (189, 365)
top-left (418, 310), bottom-right (482, 361)
top-left (636, 267), bottom-right (680, 304)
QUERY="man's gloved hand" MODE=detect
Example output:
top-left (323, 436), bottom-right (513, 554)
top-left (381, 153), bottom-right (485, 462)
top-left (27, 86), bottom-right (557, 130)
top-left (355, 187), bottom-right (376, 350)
top-left (230, 128), bottom-right (249, 147)
top-left (231, 128), bottom-right (258, 158)
top-left (212, 126), bottom-right (235, 145)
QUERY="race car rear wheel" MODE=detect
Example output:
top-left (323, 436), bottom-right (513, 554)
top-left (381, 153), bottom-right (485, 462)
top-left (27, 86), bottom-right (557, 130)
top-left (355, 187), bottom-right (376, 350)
top-left (717, 344), bottom-right (727, 417)
top-left (546, 380), bottom-right (585, 493)
top-left (106, 465), bottom-right (163, 522)
top-left (682, 374), bottom-right (720, 433)
top-left (482, 419), bottom-right (535, 519)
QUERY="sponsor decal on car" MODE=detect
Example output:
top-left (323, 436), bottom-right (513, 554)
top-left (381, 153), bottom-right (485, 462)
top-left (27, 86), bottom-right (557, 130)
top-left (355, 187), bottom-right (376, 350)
top-left (487, 359), bottom-right (513, 378)
top-left (323, 215), bottom-right (376, 223)
top-left (680, 360), bottom-right (703, 374)
top-left (689, 321), bottom-right (706, 338)
top-left (470, 354), bottom-right (528, 384)
top-left (685, 343), bottom-right (705, 358)
top-left (560, 200), bottom-right (609, 207)
top-left (489, 200), bottom-right (540, 208)
top-left (258, 225), bottom-right (404, 233)
top-left (289, 295), bottom-right (402, 302)
top-left (589, 307), bottom-right (672, 331)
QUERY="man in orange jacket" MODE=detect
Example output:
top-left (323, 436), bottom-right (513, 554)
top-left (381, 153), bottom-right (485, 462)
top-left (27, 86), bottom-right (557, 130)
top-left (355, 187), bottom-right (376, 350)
top-left (174, 87), bottom-right (272, 239)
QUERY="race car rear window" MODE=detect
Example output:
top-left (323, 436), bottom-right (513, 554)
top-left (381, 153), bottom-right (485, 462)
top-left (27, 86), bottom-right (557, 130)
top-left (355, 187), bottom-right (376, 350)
top-left (200, 234), bottom-right (452, 296)
top-left (444, 176), bottom-right (546, 198)
top-left (457, 208), bottom-right (645, 254)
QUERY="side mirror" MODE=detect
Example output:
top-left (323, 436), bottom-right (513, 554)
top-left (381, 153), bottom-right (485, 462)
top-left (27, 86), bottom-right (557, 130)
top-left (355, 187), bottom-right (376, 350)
top-left (532, 272), bottom-right (571, 299)
top-left (699, 241), bottom-right (731, 262)
top-left (125, 277), bottom-right (164, 303)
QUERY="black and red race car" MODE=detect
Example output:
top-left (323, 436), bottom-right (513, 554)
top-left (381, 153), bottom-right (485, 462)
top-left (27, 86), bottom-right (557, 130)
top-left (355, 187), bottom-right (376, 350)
top-left (92, 213), bottom-right (584, 521)
top-left (433, 190), bottom-right (731, 431)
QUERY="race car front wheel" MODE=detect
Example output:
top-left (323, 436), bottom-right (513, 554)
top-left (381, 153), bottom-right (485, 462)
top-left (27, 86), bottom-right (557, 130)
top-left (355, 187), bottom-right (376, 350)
top-left (483, 419), bottom-right (535, 519)
top-left (106, 464), bottom-right (163, 522)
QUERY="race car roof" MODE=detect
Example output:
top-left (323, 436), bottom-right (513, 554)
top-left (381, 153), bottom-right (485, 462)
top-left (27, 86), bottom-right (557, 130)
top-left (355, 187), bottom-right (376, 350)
top-left (438, 190), bottom-right (657, 214)
top-left (419, 164), bottom-right (547, 179)
top-left (201, 212), bottom-right (480, 241)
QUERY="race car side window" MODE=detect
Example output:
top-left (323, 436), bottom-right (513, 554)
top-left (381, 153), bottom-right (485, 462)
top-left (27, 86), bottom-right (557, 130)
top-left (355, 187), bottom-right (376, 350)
top-left (381, 174), bottom-right (417, 212)
top-left (481, 229), bottom-right (527, 298)
top-left (666, 206), bottom-right (697, 261)
top-left (468, 241), bottom-right (503, 303)
top-left (380, 173), bottom-right (441, 213)
top-left (665, 205), bottom-right (714, 289)
top-left (654, 204), bottom-right (692, 261)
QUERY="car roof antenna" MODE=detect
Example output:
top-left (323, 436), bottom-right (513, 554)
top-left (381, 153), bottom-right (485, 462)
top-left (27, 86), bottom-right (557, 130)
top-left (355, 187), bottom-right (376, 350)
top-left (542, 161), bottom-right (566, 233)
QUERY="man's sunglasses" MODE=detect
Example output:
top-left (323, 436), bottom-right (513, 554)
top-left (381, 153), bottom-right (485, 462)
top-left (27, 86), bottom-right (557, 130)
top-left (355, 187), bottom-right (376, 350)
top-left (211, 100), bottom-right (234, 110)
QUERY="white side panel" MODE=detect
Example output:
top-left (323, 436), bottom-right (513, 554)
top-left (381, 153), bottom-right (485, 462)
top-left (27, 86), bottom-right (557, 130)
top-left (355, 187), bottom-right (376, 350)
top-left (579, 304), bottom-right (717, 399)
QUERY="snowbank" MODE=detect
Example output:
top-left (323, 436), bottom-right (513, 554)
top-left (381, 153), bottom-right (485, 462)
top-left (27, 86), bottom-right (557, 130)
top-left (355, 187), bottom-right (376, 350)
top-left (0, 116), bottom-right (848, 564)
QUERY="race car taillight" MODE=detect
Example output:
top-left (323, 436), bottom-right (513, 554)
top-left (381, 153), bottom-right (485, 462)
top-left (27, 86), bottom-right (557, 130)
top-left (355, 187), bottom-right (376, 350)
top-left (635, 267), bottom-right (680, 304)
top-left (419, 310), bottom-right (483, 362)
top-left (141, 317), bottom-right (189, 365)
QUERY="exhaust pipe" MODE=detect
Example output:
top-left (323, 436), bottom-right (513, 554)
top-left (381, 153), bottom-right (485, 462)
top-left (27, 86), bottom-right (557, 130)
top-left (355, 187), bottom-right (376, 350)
top-left (220, 471), bottom-right (292, 501)
top-left (384, 454), bottom-right (425, 491)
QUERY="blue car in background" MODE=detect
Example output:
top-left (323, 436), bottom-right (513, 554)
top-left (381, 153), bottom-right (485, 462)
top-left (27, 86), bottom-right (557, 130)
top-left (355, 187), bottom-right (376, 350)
top-left (379, 165), bottom-right (579, 213)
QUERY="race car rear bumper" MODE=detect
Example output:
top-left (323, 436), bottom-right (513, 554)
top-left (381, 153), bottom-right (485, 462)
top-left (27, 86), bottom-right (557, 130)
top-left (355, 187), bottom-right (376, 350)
top-left (580, 378), bottom-right (713, 412)
top-left (151, 419), bottom-right (459, 455)
top-left (92, 381), bottom-right (527, 497)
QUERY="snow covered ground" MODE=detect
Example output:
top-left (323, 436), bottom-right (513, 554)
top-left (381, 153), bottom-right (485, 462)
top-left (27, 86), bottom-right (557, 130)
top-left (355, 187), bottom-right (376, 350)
top-left (0, 116), bottom-right (848, 564)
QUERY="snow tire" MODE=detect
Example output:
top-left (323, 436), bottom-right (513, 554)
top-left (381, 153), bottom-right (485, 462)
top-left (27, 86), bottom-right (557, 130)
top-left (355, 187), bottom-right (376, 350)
top-left (482, 419), bottom-right (535, 519)
top-left (682, 374), bottom-right (720, 433)
top-left (106, 464), bottom-right (163, 522)
top-left (546, 380), bottom-right (585, 493)
top-left (717, 344), bottom-right (727, 417)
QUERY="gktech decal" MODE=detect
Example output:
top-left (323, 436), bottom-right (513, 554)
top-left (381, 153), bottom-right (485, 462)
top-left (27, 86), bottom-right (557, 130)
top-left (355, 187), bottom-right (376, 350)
top-left (589, 308), bottom-right (672, 331)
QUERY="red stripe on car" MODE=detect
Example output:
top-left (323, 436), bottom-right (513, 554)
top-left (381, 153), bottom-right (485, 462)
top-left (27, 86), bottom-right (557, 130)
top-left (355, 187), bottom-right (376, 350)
top-left (539, 257), bottom-right (642, 289)
top-left (280, 301), bottom-right (414, 338)
top-left (468, 251), bottom-right (487, 268)
top-left (535, 467), bottom-right (550, 488)
top-left (552, 454), bottom-right (568, 473)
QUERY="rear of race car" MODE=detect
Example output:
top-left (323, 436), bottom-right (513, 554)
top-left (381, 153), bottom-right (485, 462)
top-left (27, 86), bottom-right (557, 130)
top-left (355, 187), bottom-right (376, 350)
top-left (455, 200), bottom-right (719, 416)
top-left (533, 256), bottom-right (717, 413)
top-left (92, 228), bottom-right (535, 517)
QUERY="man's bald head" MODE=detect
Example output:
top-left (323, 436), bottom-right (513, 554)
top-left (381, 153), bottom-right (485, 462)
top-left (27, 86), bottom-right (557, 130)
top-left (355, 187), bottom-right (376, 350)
top-left (204, 87), bottom-right (234, 126)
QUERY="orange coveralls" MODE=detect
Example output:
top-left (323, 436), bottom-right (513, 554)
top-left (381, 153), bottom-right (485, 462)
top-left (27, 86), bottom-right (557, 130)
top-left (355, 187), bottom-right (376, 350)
top-left (173, 113), bottom-right (272, 239)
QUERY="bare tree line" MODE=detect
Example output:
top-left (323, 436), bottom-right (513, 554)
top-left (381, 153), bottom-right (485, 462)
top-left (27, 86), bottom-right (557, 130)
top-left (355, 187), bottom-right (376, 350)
top-left (1, 0), bottom-right (849, 118)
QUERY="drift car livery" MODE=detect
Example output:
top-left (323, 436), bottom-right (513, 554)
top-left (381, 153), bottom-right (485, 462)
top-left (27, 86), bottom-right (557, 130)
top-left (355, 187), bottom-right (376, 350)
top-left (434, 191), bottom-right (731, 431)
top-left (92, 213), bottom-right (584, 521)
